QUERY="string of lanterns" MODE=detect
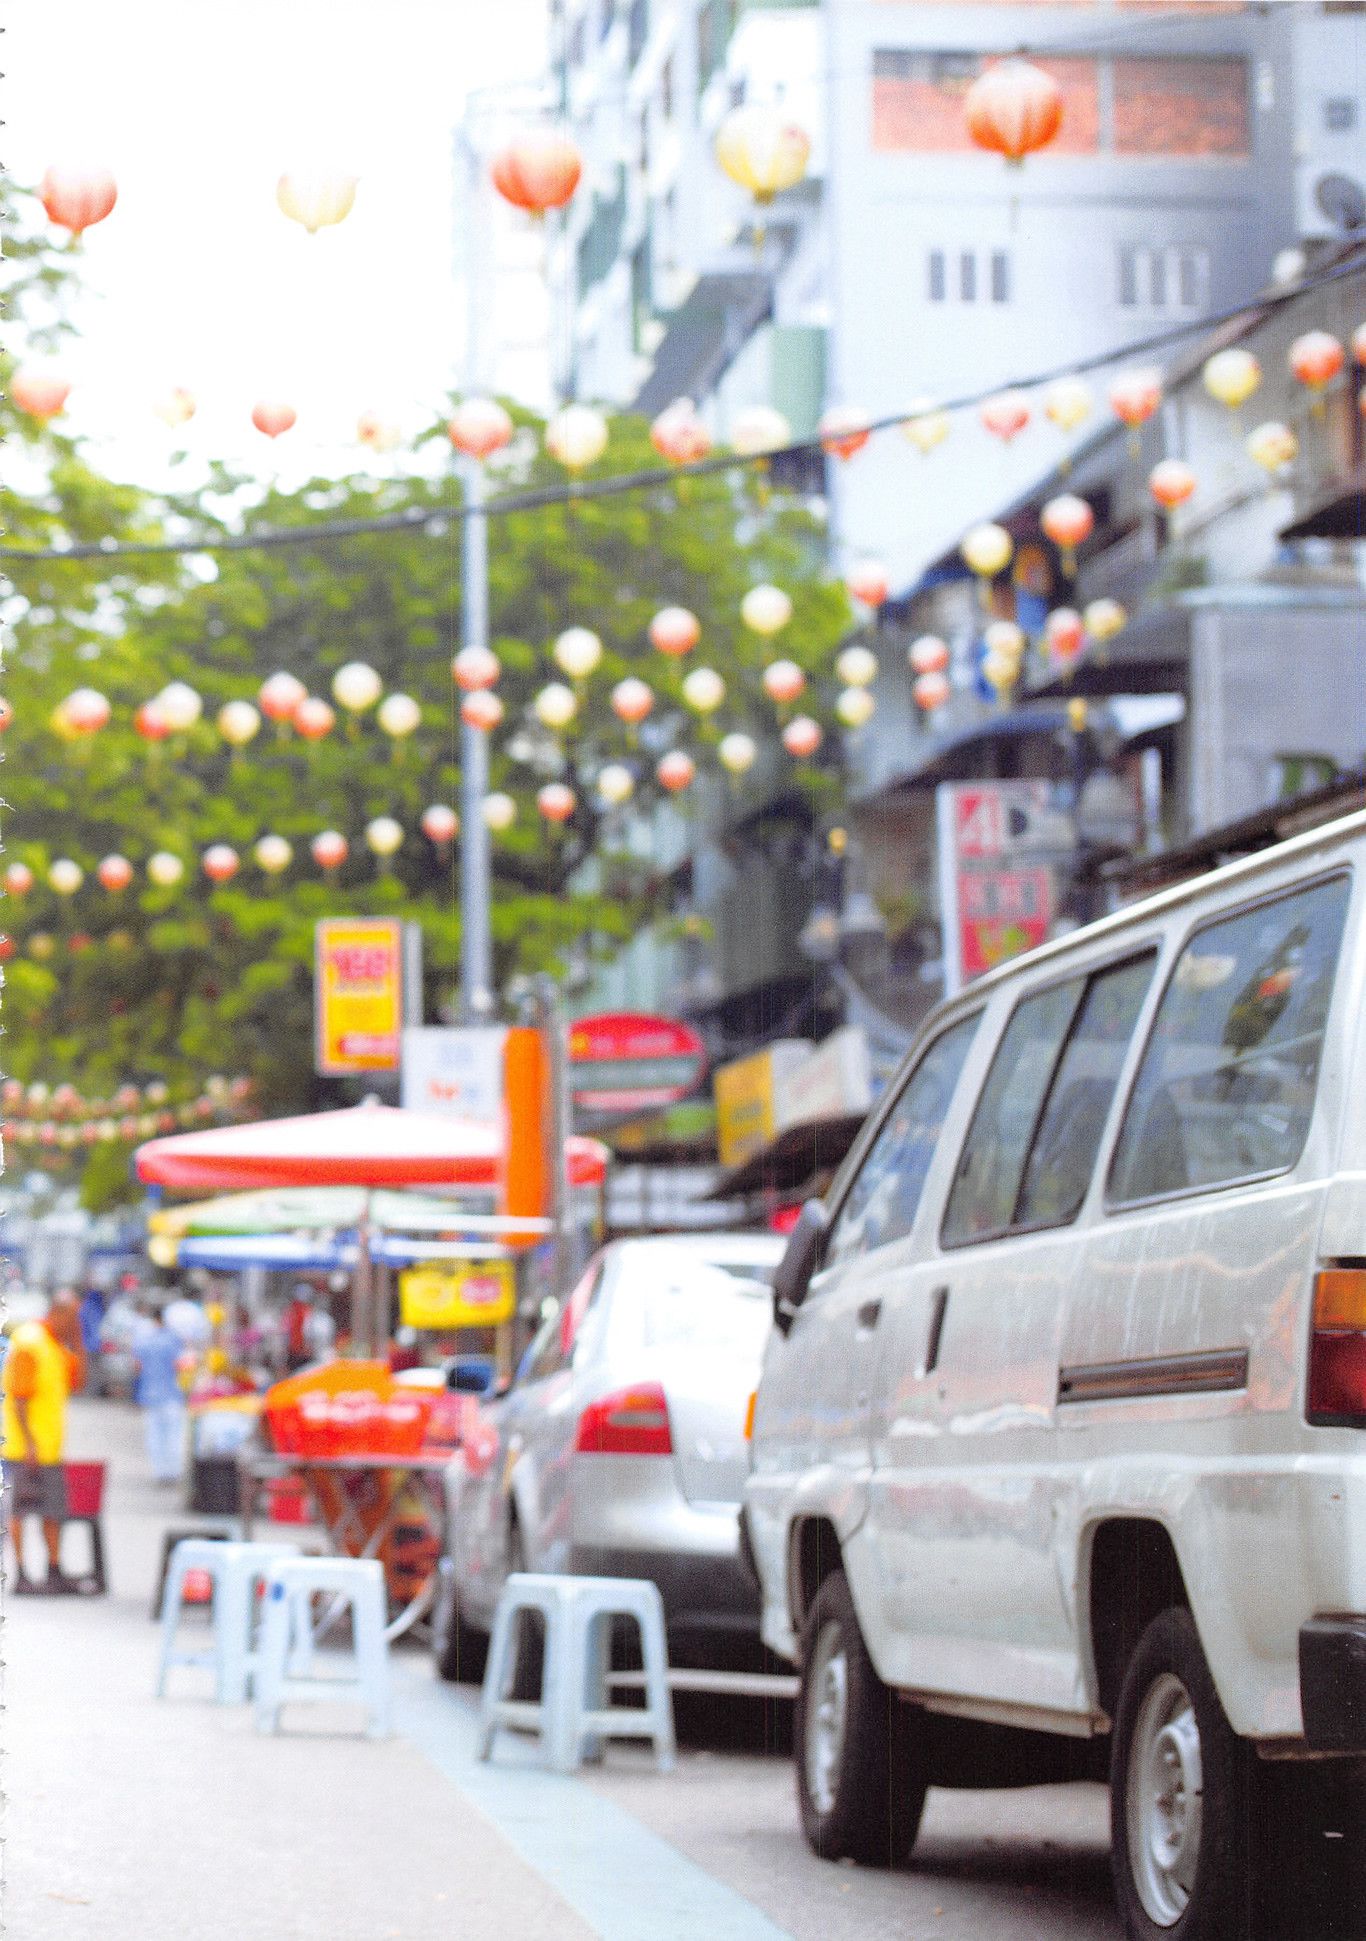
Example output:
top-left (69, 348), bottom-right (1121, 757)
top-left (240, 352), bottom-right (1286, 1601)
top-left (2, 1073), bottom-right (254, 1153)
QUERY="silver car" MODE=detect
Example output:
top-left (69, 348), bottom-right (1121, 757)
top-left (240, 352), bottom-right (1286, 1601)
top-left (432, 1232), bottom-right (784, 1681)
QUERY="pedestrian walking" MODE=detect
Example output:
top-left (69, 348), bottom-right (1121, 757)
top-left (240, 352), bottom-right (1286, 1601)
top-left (2, 1289), bottom-right (86, 1594)
top-left (131, 1303), bottom-right (188, 1485)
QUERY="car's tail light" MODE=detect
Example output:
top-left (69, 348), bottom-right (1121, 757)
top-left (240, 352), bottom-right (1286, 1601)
top-left (1307, 1267), bottom-right (1366, 1424)
top-left (743, 1389), bottom-right (757, 1441)
top-left (575, 1382), bottom-right (673, 1456)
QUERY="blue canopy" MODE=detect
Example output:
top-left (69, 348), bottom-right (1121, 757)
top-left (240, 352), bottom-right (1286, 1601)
top-left (175, 1233), bottom-right (358, 1273)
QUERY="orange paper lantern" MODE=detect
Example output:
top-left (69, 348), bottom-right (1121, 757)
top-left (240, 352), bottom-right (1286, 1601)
top-left (819, 405), bottom-right (873, 461)
top-left (1149, 459), bottom-right (1196, 510)
top-left (311, 830), bottom-right (349, 870)
top-left (656, 751), bottom-right (696, 794)
top-left (846, 559), bottom-right (890, 609)
top-left (39, 164), bottom-right (118, 237)
top-left (648, 607), bottom-right (701, 657)
top-left (782, 715), bottom-right (823, 759)
top-left (293, 697), bottom-right (336, 740)
top-left (980, 390), bottom-right (1031, 444)
top-left (491, 133), bottom-right (582, 215)
top-left (537, 783), bottom-right (577, 824)
top-left (251, 400), bottom-right (297, 439)
top-left (651, 398), bottom-right (712, 467)
top-left (448, 398), bottom-right (513, 460)
top-left (10, 367), bottom-right (71, 421)
top-left (964, 60), bottom-right (1063, 164)
top-left (461, 690), bottom-right (504, 732)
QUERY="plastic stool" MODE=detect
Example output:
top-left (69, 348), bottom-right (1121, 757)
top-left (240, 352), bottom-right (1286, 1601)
top-left (155, 1538), bottom-right (299, 1701)
top-left (253, 1556), bottom-right (390, 1739)
top-left (478, 1572), bottom-right (675, 1774)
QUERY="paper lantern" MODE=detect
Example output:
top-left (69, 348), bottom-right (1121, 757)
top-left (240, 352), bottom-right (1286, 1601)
top-left (909, 635), bottom-right (950, 676)
top-left (461, 690), bottom-right (504, 732)
top-left (1044, 378), bottom-right (1093, 436)
top-left (1083, 598), bottom-right (1127, 643)
top-left (1108, 369), bottom-right (1163, 434)
top-left (1040, 493), bottom-right (1094, 573)
top-left (656, 750), bottom-right (696, 793)
top-left (1149, 459), bottom-right (1196, 510)
top-left (1246, 420), bottom-right (1298, 475)
top-left (651, 398), bottom-right (712, 466)
top-left (964, 59), bottom-right (1063, 164)
top-left (714, 105), bottom-right (810, 204)
top-left (0, 698), bottom-right (11, 732)
top-left (648, 606), bottom-right (701, 657)
top-left (276, 169), bottom-right (358, 235)
top-left (61, 687), bottom-right (111, 735)
top-left (97, 855), bottom-right (133, 892)
top-left (763, 660), bottom-right (806, 704)
top-left (452, 644), bottom-right (501, 691)
top-left (154, 387), bottom-right (196, 429)
top-left (553, 627), bottom-right (603, 679)
top-left (741, 584), bottom-right (792, 636)
top-left (134, 699), bottom-right (172, 743)
top-left (818, 405), bottom-right (873, 461)
top-left (251, 400), bottom-right (297, 439)
top-left (217, 700), bottom-right (261, 748)
top-left (1045, 608), bottom-right (1086, 664)
top-left (293, 696), bottom-right (336, 740)
top-left (782, 716), bottom-right (823, 759)
top-left (1353, 323), bottom-right (1366, 369)
top-left (533, 683), bottom-right (578, 729)
top-left (364, 816), bottom-right (403, 858)
top-left (311, 830), bottom-right (349, 870)
top-left (48, 859), bottom-right (83, 895)
top-left (4, 862), bottom-right (34, 895)
top-left (482, 793), bottom-right (518, 832)
top-left (1203, 348), bottom-right (1261, 411)
top-left (913, 672), bottom-right (951, 712)
top-left (447, 398), bottom-right (513, 460)
top-left (332, 661), bottom-right (383, 714)
top-left (730, 405), bottom-right (791, 457)
top-left (1290, 330), bottom-right (1345, 396)
top-left (202, 845), bottom-right (239, 884)
top-left (610, 678), bottom-right (654, 726)
top-left (157, 681), bottom-right (202, 731)
top-left (39, 163), bottom-right (118, 236)
top-left (596, 764), bottom-right (635, 807)
top-left (982, 620), bottom-right (1026, 664)
top-left (982, 651), bottom-right (1018, 697)
top-left (682, 667), bottom-right (726, 714)
top-left (546, 404), bottom-right (608, 472)
top-left (420, 805), bottom-right (458, 846)
top-left (147, 852), bottom-right (185, 888)
top-left (537, 783), bottom-right (577, 824)
top-left (836, 645), bottom-right (878, 688)
top-left (961, 523), bottom-right (1013, 578)
top-left (254, 835), bottom-right (293, 875)
top-left (491, 133), bottom-right (583, 215)
top-left (357, 413), bottom-right (400, 452)
top-left (377, 693), bottom-right (421, 739)
top-left (10, 366), bottom-right (71, 421)
top-left (980, 390), bottom-right (1031, 444)
top-left (902, 399), bottom-right (950, 455)
top-left (846, 559), bottom-right (889, 609)
top-left (718, 732), bottom-right (757, 776)
top-left (28, 936), bottom-right (55, 962)
top-left (836, 688), bottom-right (876, 729)
top-left (259, 670), bottom-right (307, 721)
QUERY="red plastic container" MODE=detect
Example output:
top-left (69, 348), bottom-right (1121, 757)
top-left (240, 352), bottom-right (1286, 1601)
top-left (266, 1477), bottom-right (310, 1524)
top-left (63, 1461), bottom-right (106, 1516)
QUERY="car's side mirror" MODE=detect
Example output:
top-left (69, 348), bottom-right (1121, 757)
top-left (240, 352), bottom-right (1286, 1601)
top-left (447, 1356), bottom-right (497, 1396)
top-left (772, 1200), bottom-right (829, 1336)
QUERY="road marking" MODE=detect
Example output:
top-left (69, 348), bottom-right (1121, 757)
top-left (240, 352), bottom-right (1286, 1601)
top-left (395, 1671), bottom-right (793, 1941)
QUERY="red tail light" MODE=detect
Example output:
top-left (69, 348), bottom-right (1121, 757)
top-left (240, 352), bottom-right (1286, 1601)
top-left (1308, 1267), bottom-right (1366, 1425)
top-left (575, 1382), bottom-right (673, 1456)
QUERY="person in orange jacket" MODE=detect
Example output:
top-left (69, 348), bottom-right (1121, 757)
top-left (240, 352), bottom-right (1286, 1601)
top-left (3, 1289), bottom-right (86, 1593)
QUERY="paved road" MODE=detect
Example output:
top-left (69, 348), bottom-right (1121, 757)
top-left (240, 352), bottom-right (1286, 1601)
top-left (6, 1398), bottom-right (1125, 1938)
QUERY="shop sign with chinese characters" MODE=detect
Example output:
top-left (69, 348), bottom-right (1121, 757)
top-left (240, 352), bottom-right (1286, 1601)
top-left (314, 918), bottom-right (404, 1074)
top-left (935, 782), bottom-right (1073, 993)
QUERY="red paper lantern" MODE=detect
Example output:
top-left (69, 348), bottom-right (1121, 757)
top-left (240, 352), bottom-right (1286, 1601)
top-left (846, 560), bottom-right (890, 609)
top-left (782, 715), bottom-right (823, 759)
top-left (4, 862), bottom-right (34, 896)
top-left (611, 678), bottom-right (654, 726)
top-left (0, 938), bottom-right (12, 962)
top-left (448, 398), bottom-right (514, 460)
top-left (980, 391), bottom-right (1031, 444)
top-left (964, 60), bottom-right (1063, 163)
top-left (913, 672), bottom-right (951, 712)
top-left (251, 400), bottom-right (297, 439)
top-left (1045, 607), bottom-right (1086, 664)
top-left (10, 367), bottom-right (71, 421)
top-left (97, 855), bottom-right (133, 892)
top-left (656, 750), bottom-right (696, 794)
top-left (537, 783), bottom-right (577, 824)
top-left (909, 635), bottom-right (951, 676)
top-left (1289, 330), bottom-right (1345, 394)
top-left (202, 844), bottom-right (240, 884)
top-left (818, 405), bottom-right (873, 461)
top-left (61, 687), bottom-right (112, 735)
top-left (461, 690), bottom-right (504, 732)
top-left (1109, 369), bottom-right (1163, 430)
top-left (259, 670), bottom-right (307, 721)
top-left (0, 698), bottom-right (13, 732)
top-left (1040, 492), bottom-right (1095, 573)
top-left (1149, 459), bottom-right (1196, 510)
top-left (311, 830), bottom-right (348, 870)
top-left (650, 398), bottom-right (712, 467)
top-left (491, 133), bottom-right (583, 214)
top-left (134, 700), bottom-right (172, 743)
top-left (452, 645), bottom-right (501, 692)
top-left (648, 606), bottom-right (701, 657)
top-left (420, 805), bottom-right (458, 845)
top-left (39, 164), bottom-right (118, 237)
top-left (763, 660), bottom-right (807, 705)
top-left (293, 696), bottom-right (336, 740)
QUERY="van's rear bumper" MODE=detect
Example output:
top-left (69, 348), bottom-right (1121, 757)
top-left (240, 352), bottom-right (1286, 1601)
top-left (1299, 1615), bottom-right (1366, 1750)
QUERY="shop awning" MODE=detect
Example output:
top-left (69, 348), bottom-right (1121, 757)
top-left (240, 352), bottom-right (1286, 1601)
top-left (176, 1233), bottom-right (358, 1272)
top-left (708, 1113), bottom-right (866, 1202)
top-left (148, 1186), bottom-right (504, 1240)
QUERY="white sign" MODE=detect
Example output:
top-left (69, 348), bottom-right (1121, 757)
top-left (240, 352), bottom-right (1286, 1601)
top-left (779, 1027), bottom-right (872, 1130)
top-left (401, 1028), bottom-right (507, 1123)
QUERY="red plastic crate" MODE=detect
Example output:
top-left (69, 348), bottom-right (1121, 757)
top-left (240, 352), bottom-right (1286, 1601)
top-left (63, 1461), bottom-right (106, 1517)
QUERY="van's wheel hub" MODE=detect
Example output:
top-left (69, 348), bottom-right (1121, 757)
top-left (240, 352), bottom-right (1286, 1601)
top-left (805, 1620), bottom-right (849, 1816)
top-left (1128, 1672), bottom-right (1203, 1925)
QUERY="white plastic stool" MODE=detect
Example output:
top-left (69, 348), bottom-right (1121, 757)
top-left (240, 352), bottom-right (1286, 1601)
top-left (253, 1556), bottom-right (390, 1739)
top-left (478, 1572), bottom-right (675, 1774)
top-left (155, 1538), bottom-right (300, 1702)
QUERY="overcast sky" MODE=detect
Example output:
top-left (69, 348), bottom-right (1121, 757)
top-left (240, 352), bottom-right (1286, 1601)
top-left (6, 0), bottom-right (552, 488)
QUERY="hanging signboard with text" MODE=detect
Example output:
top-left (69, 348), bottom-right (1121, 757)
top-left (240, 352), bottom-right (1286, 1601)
top-left (568, 1012), bottom-right (707, 1115)
top-left (401, 1027), bottom-right (507, 1123)
top-left (314, 918), bottom-right (404, 1075)
top-left (399, 1259), bottom-right (516, 1331)
top-left (935, 782), bottom-right (1072, 995)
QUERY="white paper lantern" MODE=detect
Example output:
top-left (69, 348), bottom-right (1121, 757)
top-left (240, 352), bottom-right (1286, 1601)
top-left (533, 683), bottom-right (578, 729)
top-left (546, 404), bottom-right (608, 471)
top-left (762, 660), bottom-right (806, 704)
top-left (553, 627), bottom-right (603, 680)
top-left (836, 644), bottom-right (879, 688)
top-left (741, 584), bottom-right (792, 637)
top-left (718, 732), bottom-right (758, 776)
top-left (156, 681), bottom-right (203, 731)
top-left (908, 635), bottom-right (951, 676)
top-left (913, 671), bottom-right (952, 712)
top-left (836, 687), bottom-right (876, 729)
top-left (147, 851), bottom-right (185, 887)
top-left (482, 792), bottom-right (517, 832)
top-left (217, 700), bottom-right (261, 747)
top-left (377, 693), bottom-right (421, 739)
top-left (682, 667), bottom-right (726, 714)
top-left (420, 804), bottom-right (458, 844)
top-left (48, 858), bottom-right (83, 895)
top-left (596, 763), bottom-right (635, 807)
top-left (364, 815), bottom-right (404, 857)
top-left (332, 662), bottom-right (383, 714)
top-left (254, 834), bottom-right (293, 874)
top-left (452, 644), bottom-right (501, 692)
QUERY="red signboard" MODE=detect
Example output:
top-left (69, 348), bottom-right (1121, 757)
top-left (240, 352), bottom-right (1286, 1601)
top-left (936, 783), bottom-right (1071, 993)
top-left (568, 1012), bottom-right (707, 1113)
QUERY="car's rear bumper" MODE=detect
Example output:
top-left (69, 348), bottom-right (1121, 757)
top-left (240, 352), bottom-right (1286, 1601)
top-left (569, 1541), bottom-right (760, 1656)
top-left (1300, 1614), bottom-right (1366, 1751)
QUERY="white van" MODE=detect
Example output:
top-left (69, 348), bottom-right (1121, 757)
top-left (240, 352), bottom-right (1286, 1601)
top-left (746, 810), bottom-right (1366, 1938)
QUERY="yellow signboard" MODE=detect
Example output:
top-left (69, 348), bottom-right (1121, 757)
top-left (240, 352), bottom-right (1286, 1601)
top-left (399, 1260), bottom-right (516, 1331)
top-left (315, 918), bottom-right (403, 1074)
top-left (714, 1048), bottom-right (778, 1170)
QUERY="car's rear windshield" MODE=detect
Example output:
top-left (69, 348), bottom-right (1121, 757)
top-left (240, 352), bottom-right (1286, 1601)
top-left (640, 1253), bottom-right (773, 1353)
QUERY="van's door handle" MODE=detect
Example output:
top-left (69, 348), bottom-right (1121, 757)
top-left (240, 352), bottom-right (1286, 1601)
top-left (921, 1286), bottom-right (950, 1377)
top-left (857, 1298), bottom-right (882, 1331)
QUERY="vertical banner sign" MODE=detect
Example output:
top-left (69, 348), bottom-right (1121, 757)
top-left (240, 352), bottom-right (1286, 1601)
top-left (314, 918), bottom-right (404, 1074)
top-left (936, 782), bottom-right (1066, 995)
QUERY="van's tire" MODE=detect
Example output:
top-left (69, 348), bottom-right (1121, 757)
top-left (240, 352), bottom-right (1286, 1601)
top-left (795, 1567), bottom-right (927, 1868)
top-left (1111, 1606), bottom-right (1256, 1939)
top-left (432, 1560), bottom-right (488, 1685)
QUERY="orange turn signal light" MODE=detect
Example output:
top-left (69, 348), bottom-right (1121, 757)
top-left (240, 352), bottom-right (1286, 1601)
top-left (743, 1389), bottom-right (757, 1441)
top-left (1313, 1268), bottom-right (1366, 1331)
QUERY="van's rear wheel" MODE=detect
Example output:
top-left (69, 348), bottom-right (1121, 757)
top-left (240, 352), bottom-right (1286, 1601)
top-left (1111, 1606), bottom-right (1252, 1938)
top-left (795, 1567), bottom-right (927, 1868)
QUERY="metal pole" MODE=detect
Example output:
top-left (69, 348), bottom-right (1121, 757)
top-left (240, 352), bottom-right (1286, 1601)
top-left (458, 123), bottom-right (495, 1022)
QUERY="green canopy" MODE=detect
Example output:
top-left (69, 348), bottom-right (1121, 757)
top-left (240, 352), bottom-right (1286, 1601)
top-left (149, 1185), bottom-right (492, 1239)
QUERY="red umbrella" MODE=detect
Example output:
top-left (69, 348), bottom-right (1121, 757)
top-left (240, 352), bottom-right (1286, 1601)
top-left (135, 1098), bottom-right (608, 1191)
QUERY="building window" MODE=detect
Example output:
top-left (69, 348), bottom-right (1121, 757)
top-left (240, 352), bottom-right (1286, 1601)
top-left (628, 0), bottom-right (648, 66)
top-left (631, 238), bottom-right (653, 352)
top-left (990, 250), bottom-right (1011, 303)
top-left (928, 249), bottom-right (946, 302)
top-left (927, 247), bottom-right (1010, 304)
top-left (1112, 57), bottom-right (1249, 158)
top-left (1325, 96), bottom-right (1357, 132)
top-left (1118, 243), bottom-right (1209, 312)
top-left (959, 251), bottom-right (977, 301)
top-left (660, 53), bottom-right (674, 119)
top-left (568, 12), bottom-right (587, 67)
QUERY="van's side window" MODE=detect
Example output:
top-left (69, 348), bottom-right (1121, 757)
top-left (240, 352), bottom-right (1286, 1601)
top-left (1109, 876), bottom-right (1350, 1206)
top-left (824, 1015), bottom-right (979, 1268)
top-left (943, 954), bottom-right (1154, 1247)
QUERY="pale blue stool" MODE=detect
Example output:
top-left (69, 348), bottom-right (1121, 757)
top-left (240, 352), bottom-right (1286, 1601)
top-left (253, 1556), bottom-right (390, 1738)
top-left (155, 1537), bottom-right (300, 1702)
